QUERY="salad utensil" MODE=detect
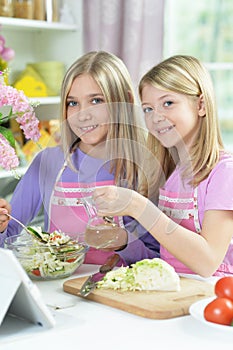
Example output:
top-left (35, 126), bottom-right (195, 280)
top-left (80, 253), bottom-right (120, 297)
top-left (6, 214), bottom-right (49, 243)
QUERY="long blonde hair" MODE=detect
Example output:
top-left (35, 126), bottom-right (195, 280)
top-left (139, 55), bottom-right (224, 187)
top-left (60, 51), bottom-right (154, 197)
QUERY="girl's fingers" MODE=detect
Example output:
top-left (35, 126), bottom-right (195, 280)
top-left (0, 198), bottom-right (11, 214)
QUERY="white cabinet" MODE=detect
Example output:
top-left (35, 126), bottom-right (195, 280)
top-left (1, 0), bottom-right (83, 120)
top-left (0, 0), bottom-right (83, 187)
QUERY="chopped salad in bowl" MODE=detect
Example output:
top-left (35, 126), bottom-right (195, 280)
top-left (4, 228), bottom-right (89, 280)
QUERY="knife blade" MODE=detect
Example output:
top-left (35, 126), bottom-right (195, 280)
top-left (80, 253), bottom-right (120, 297)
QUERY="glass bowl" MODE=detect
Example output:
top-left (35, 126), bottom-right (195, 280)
top-left (4, 233), bottom-right (89, 280)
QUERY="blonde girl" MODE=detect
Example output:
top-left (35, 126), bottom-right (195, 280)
top-left (93, 55), bottom-right (233, 277)
top-left (1, 51), bottom-right (160, 266)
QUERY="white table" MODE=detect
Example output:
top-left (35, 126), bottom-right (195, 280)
top-left (0, 264), bottom-right (232, 350)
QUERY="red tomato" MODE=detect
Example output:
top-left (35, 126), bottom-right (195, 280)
top-left (31, 269), bottom-right (41, 276)
top-left (204, 297), bottom-right (233, 326)
top-left (215, 276), bottom-right (233, 301)
top-left (50, 234), bottom-right (61, 241)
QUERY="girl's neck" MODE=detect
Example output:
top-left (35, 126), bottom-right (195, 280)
top-left (78, 141), bottom-right (107, 159)
top-left (175, 139), bottom-right (193, 165)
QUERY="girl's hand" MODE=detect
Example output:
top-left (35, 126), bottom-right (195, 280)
top-left (93, 186), bottom-right (135, 217)
top-left (0, 198), bottom-right (11, 232)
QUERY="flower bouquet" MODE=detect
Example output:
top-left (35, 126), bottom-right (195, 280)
top-left (0, 27), bottom-right (41, 172)
top-left (0, 71), bottom-right (41, 172)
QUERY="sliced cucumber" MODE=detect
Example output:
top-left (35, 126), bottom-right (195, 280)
top-left (26, 226), bottom-right (50, 242)
top-left (27, 226), bottom-right (43, 240)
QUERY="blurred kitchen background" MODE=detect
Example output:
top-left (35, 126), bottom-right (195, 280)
top-left (0, 0), bottom-right (232, 214)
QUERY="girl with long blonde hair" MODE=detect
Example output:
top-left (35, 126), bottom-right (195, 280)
top-left (93, 55), bottom-right (233, 277)
top-left (1, 51), bottom-right (160, 266)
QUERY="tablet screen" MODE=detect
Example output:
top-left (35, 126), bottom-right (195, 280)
top-left (0, 248), bottom-right (55, 328)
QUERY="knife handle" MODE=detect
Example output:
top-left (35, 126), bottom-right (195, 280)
top-left (99, 253), bottom-right (120, 273)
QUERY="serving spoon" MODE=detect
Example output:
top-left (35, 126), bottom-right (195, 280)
top-left (7, 214), bottom-right (50, 243)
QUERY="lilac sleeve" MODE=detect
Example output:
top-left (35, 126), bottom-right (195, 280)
top-left (0, 152), bottom-right (45, 247)
top-left (3, 152), bottom-right (44, 241)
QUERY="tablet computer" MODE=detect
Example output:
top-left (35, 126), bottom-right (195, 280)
top-left (0, 247), bottom-right (55, 329)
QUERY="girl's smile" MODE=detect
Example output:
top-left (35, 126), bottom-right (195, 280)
top-left (156, 124), bottom-right (175, 135)
top-left (79, 125), bottom-right (98, 132)
top-left (78, 124), bottom-right (100, 136)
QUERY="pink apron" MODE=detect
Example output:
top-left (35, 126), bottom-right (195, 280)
top-left (158, 187), bottom-right (233, 276)
top-left (48, 162), bottom-right (126, 266)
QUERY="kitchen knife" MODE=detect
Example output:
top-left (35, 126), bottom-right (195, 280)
top-left (80, 253), bottom-right (120, 297)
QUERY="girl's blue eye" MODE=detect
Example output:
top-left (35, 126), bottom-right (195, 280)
top-left (92, 97), bottom-right (104, 104)
top-left (67, 100), bottom-right (78, 107)
top-left (164, 101), bottom-right (173, 107)
top-left (143, 106), bottom-right (153, 113)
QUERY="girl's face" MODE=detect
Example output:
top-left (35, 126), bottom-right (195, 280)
top-left (141, 84), bottom-right (205, 151)
top-left (66, 74), bottom-right (109, 154)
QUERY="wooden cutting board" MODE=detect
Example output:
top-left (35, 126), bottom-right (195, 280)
top-left (63, 276), bottom-right (214, 319)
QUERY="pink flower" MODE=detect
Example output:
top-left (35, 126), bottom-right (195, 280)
top-left (0, 134), bottom-right (19, 170)
top-left (0, 83), bottom-right (41, 142)
top-left (1, 47), bottom-right (15, 61)
top-left (0, 29), bottom-right (15, 62)
top-left (0, 75), bottom-right (41, 171)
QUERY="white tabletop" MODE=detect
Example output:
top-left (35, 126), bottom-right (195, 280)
top-left (0, 264), bottom-right (232, 350)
